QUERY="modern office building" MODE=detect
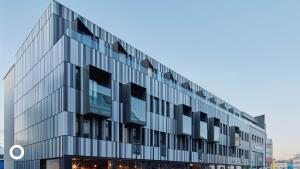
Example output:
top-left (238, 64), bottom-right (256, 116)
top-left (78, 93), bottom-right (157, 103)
top-left (3, 1), bottom-right (267, 169)
top-left (266, 139), bottom-right (273, 169)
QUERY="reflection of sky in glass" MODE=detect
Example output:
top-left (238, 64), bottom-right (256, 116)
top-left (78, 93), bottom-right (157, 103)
top-left (89, 80), bottom-right (111, 96)
top-left (182, 115), bottom-right (192, 135)
top-left (200, 122), bottom-right (207, 139)
top-left (89, 80), bottom-right (112, 116)
top-left (214, 126), bottom-right (220, 142)
top-left (235, 133), bottom-right (240, 146)
top-left (130, 96), bottom-right (146, 123)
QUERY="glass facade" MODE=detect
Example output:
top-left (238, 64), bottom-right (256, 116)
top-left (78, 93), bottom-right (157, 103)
top-left (89, 80), bottom-right (112, 117)
top-left (4, 1), bottom-right (266, 169)
top-left (130, 96), bottom-right (146, 124)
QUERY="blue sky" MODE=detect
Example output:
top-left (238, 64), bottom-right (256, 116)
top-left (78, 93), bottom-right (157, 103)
top-left (0, 0), bottom-right (300, 159)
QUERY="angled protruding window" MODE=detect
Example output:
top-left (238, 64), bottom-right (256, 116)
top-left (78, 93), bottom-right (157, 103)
top-left (141, 57), bottom-right (155, 76)
top-left (181, 81), bottom-right (192, 92)
top-left (228, 108), bottom-right (235, 114)
top-left (164, 71), bottom-right (177, 84)
top-left (209, 96), bottom-right (217, 104)
top-left (164, 71), bottom-right (174, 80)
top-left (141, 57), bottom-right (153, 69)
top-left (73, 18), bottom-right (93, 36)
top-left (112, 41), bottom-right (127, 55)
top-left (72, 18), bottom-right (99, 42)
top-left (196, 89), bottom-right (207, 99)
top-left (219, 102), bottom-right (227, 110)
top-left (112, 41), bottom-right (127, 63)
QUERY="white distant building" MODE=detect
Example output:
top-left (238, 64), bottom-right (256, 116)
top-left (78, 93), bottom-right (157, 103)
top-left (276, 160), bottom-right (289, 169)
top-left (266, 138), bottom-right (273, 169)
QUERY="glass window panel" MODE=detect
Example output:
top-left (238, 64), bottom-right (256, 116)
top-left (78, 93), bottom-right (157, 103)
top-left (83, 119), bottom-right (91, 138)
top-left (214, 126), bottom-right (220, 142)
top-left (235, 133), bottom-right (240, 146)
top-left (130, 96), bottom-right (146, 124)
top-left (200, 122), bottom-right (208, 139)
top-left (89, 80), bottom-right (112, 117)
top-left (182, 115), bottom-right (192, 135)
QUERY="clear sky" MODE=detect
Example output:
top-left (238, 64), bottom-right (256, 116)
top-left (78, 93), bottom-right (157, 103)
top-left (1, 0), bottom-right (300, 160)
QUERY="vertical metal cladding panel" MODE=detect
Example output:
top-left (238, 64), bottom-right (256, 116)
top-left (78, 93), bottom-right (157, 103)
top-left (106, 141), bottom-right (112, 157)
top-left (154, 114), bottom-right (159, 131)
top-left (112, 141), bottom-right (117, 158)
top-left (149, 113), bottom-right (153, 130)
top-left (166, 118), bottom-right (170, 133)
top-left (146, 102), bottom-right (151, 130)
top-left (69, 136), bottom-right (75, 155)
top-left (91, 139), bottom-right (97, 157)
top-left (160, 115), bottom-right (167, 132)
top-left (153, 147), bottom-right (159, 160)
top-left (120, 143), bottom-right (125, 159)
top-left (126, 143), bottom-right (132, 159)
top-left (144, 146), bottom-right (151, 160)
top-left (168, 149), bottom-right (174, 161)
top-left (112, 101), bottom-right (119, 122)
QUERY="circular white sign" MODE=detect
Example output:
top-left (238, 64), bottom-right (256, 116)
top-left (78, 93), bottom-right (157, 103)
top-left (9, 145), bottom-right (24, 160)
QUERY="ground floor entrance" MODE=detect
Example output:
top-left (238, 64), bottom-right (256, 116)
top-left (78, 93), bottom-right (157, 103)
top-left (41, 156), bottom-right (248, 169)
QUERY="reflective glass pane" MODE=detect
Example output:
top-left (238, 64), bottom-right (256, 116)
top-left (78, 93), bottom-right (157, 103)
top-left (89, 80), bottom-right (112, 117)
top-left (200, 122), bottom-right (208, 139)
top-left (214, 126), bottom-right (220, 142)
top-left (235, 133), bottom-right (240, 146)
top-left (83, 120), bottom-right (91, 137)
top-left (130, 96), bottom-right (146, 124)
top-left (182, 115), bottom-right (192, 135)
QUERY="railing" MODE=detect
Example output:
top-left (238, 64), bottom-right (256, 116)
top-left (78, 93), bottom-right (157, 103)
top-left (89, 80), bottom-right (111, 96)
top-left (66, 29), bottom-right (103, 52)
top-left (89, 80), bottom-right (112, 117)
